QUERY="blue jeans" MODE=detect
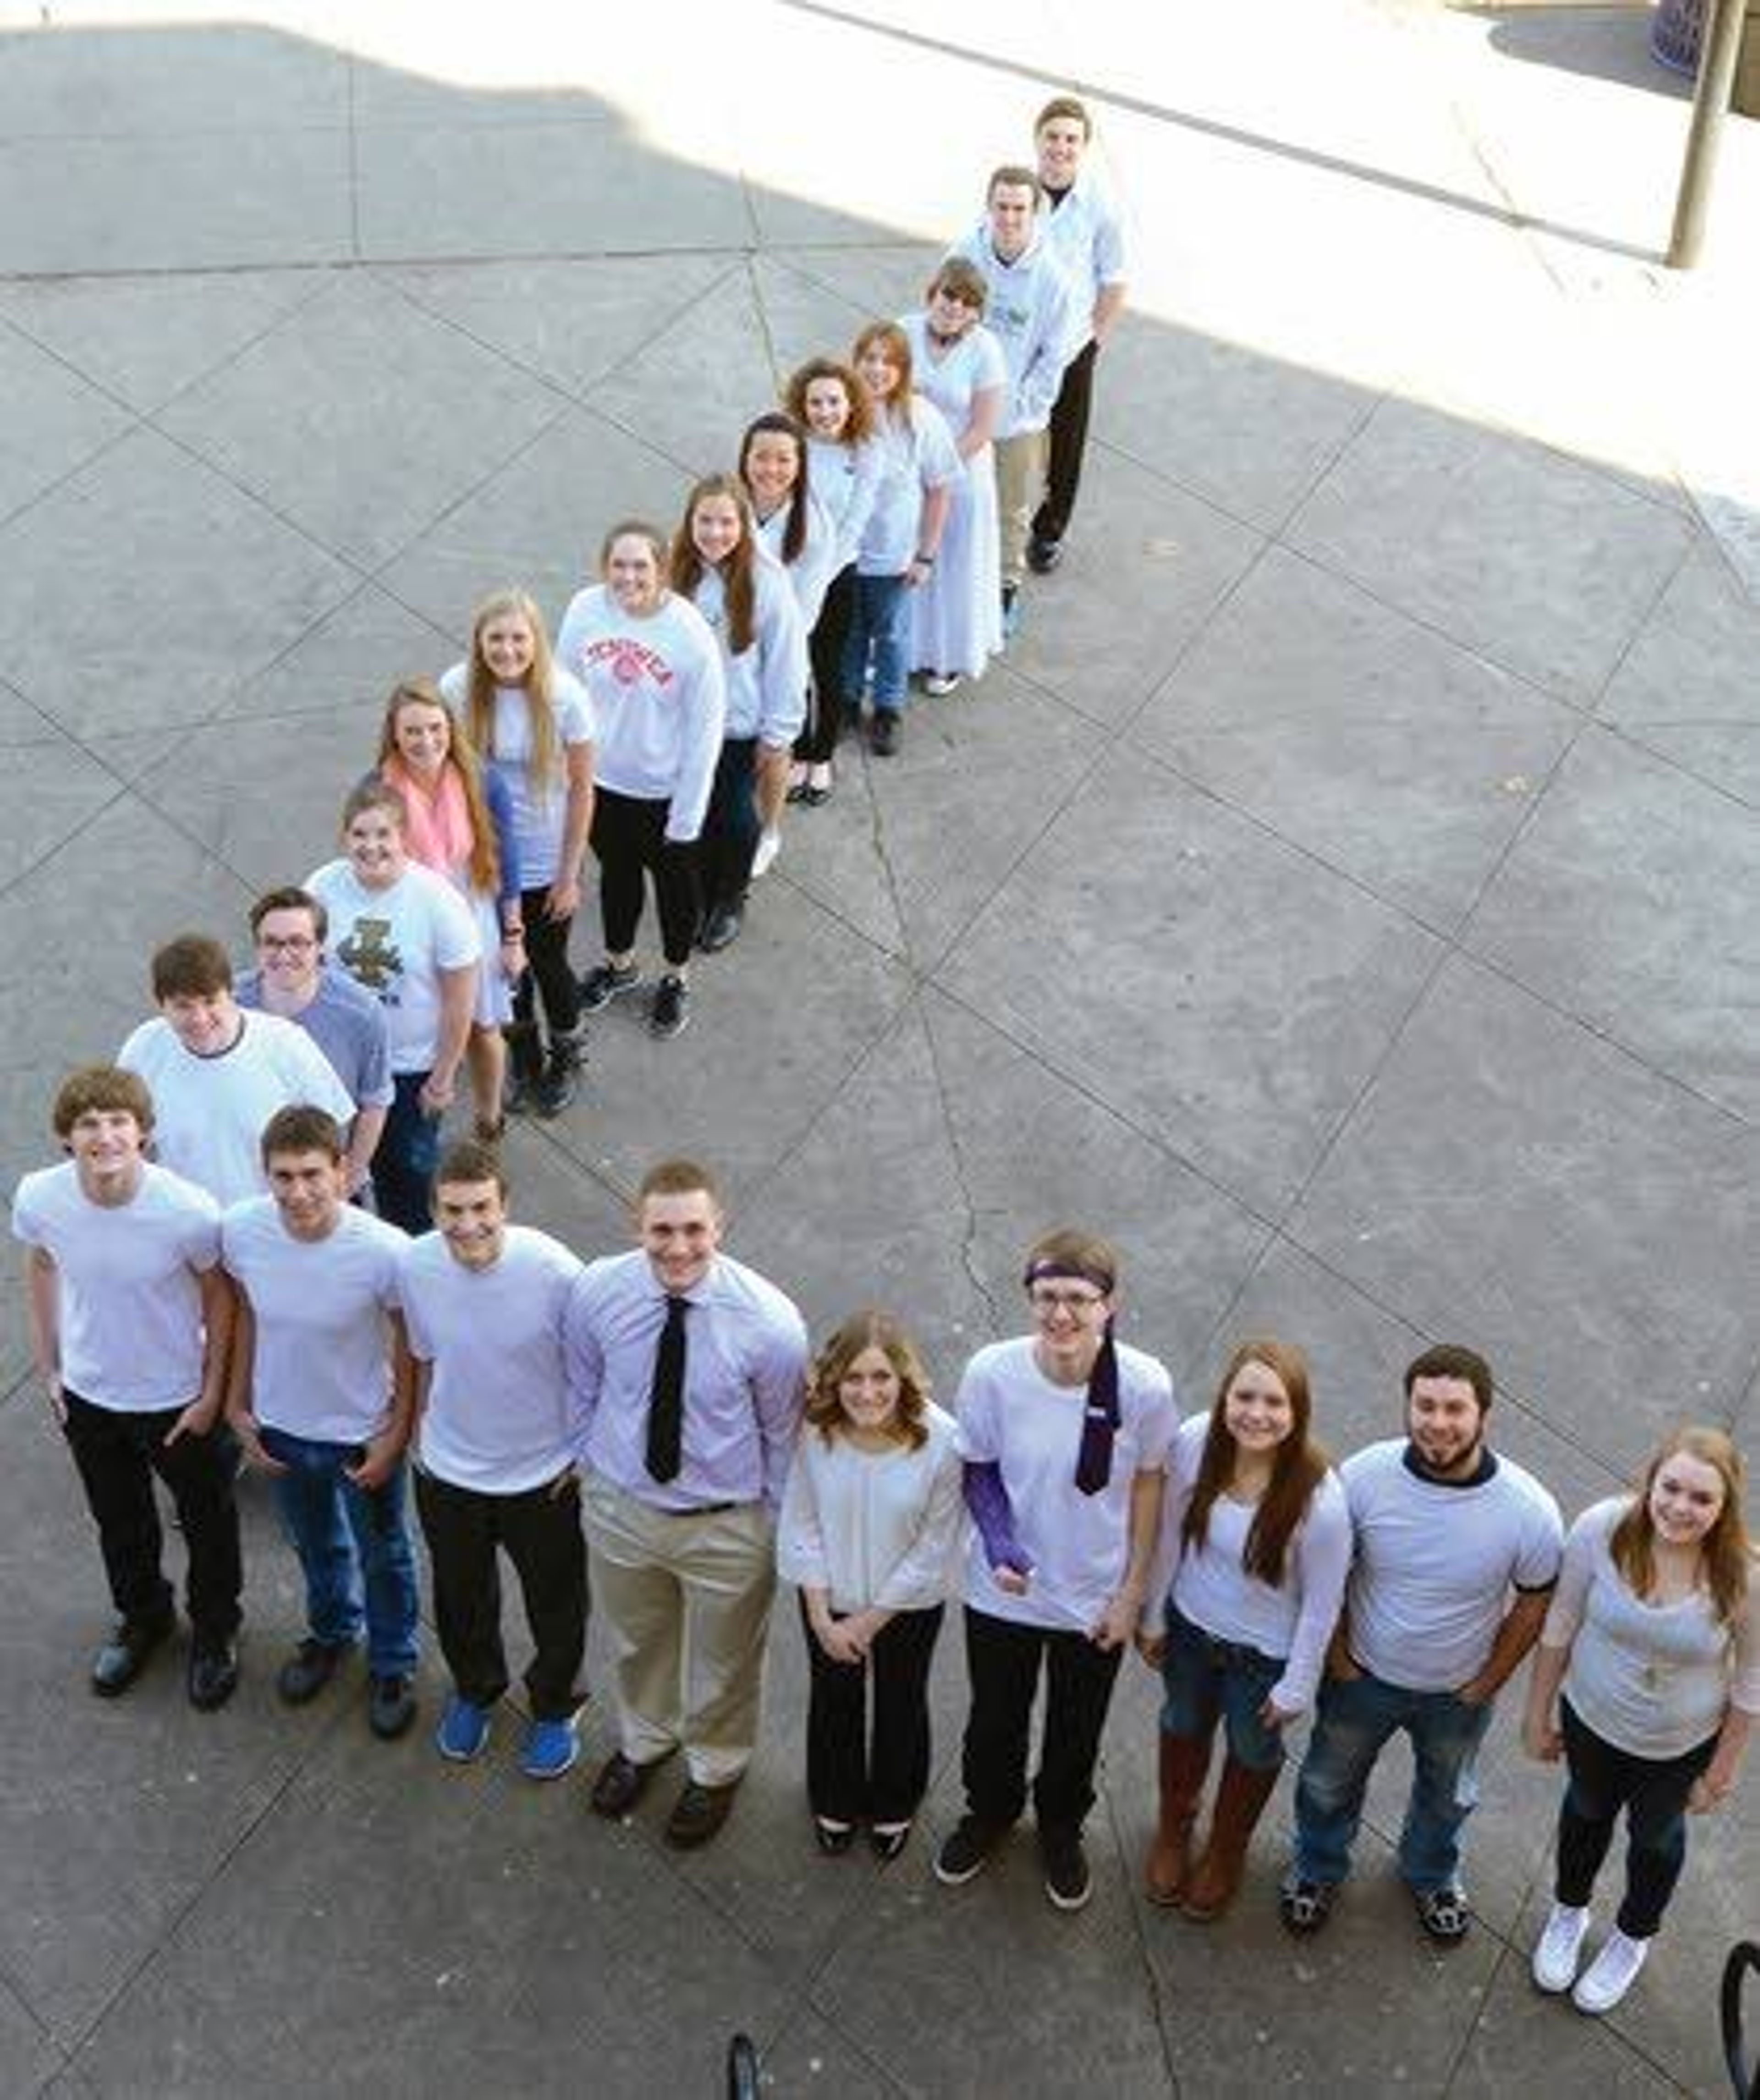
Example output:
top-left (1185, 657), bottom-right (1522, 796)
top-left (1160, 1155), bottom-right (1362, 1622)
top-left (1292, 1668), bottom-right (1494, 1893)
top-left (261, 1426), bottom-right (420, 1678)
top-left (1159, 1604), bottom-right (1287, 1772)
top-left (374, 1070), bottom-right (440, 1236)
top-left (841, 572), bottom-right (908, 711)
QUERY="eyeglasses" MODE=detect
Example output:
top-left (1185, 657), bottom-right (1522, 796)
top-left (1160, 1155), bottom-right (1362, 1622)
top-left (258, 935), bottom-right (318, 953)
top-left (1029, 1288), bottom-right (1107, 1317)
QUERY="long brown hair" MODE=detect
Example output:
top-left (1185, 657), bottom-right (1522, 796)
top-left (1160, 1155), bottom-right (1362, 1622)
top-left (670, 473), bottom-right (758, 655)
top-left (1182, 1340), bottom-right (1329, 1587)
top-left (1611, 1425), bottom-right (1754, 1628)
top-left (851, 321), bottom-right (915, 431)
top-left (804, 1308), bottom-right (931, 1451)
top-left (375, 678), bottom-right (500, 896)
top-left (465, 588), bottom-right (561, 800)
top-left (783, 357), bottom-right (874, 448)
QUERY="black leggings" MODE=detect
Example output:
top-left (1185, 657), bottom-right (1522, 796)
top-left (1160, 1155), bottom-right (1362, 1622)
top-left (512, 884), bottom-right (580, 1040)
top-left (591, 787), bottom-right (700, 970)
top-left (1033, 338), bottom-right (1098, 547)
top-left (796, 563), bottom-right (858, 764)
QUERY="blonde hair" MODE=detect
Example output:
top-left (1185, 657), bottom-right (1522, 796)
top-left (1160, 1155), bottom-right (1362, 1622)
top-left (466, 589), bottom-right (561, 803)
top-left (1611, 1425), bottom-right (1755, 1629)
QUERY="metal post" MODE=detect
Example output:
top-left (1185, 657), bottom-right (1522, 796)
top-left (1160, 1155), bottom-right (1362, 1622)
top-left (1667, 0), bottom-right (1749, 268)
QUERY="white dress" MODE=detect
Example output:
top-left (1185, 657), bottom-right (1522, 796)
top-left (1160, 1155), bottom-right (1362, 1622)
top-left (902, 312), bottom-right (1005, 681)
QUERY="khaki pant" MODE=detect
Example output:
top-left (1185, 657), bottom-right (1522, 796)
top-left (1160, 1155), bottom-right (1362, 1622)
top-left (581, 1475), bottom-right (777, 1787)
top-left (994, 428), bottom-right (1050, 589)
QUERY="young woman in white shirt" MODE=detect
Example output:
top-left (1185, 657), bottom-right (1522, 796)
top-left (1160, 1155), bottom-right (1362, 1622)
top-left (441, 591), bottom-right (595, 1121)
top-left (1138, 1339), bottom-right (1349, 1920)
top-left (737, 412), bottom-right (831, 880)
top-left (669, 474), bottom-right (807, 955)
top-left (1524, 1426), bottom-right (1757, 2013)
top-left (306, 776), bottom-right (481, 1234)
top-left (375, 680), bottom-right (524, 1144)
top-left (842, 323), bottom-right (957, 758)
top-left (553, 521), bottom-right (726, 1043)
top-left (900, 257), bottom-right (1005, 696)
top-left (783, 357), bottom-right (881, 805)
top-left (778, 1309), bottom-right (963, 1862)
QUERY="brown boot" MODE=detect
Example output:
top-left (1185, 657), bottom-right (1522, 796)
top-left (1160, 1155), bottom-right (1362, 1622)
top-left (1144, 1732), bottom-right (1211, 1906)
top-left (1182, 1757), bottom-right (1280, 1921)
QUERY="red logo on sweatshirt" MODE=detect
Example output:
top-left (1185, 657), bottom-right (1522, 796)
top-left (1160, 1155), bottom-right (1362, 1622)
top-left (584, 638), bottom-right (675, 690)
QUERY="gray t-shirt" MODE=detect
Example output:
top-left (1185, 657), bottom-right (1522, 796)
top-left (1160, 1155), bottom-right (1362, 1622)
top-left (1342, 1439), bottom-right (1562, 1692)
top-left (236, 966), bottom-right (394, 1110)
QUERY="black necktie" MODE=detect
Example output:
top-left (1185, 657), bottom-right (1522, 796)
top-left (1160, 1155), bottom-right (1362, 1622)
top-left (645, 1294), bottom-right (689, 1483)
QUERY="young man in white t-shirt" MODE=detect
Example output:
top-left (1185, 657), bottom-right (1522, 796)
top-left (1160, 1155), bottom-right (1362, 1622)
top-left (11, 1065), bottom-right (242, 1709)
top-left (935, 1229), bottom-right (1176, 1912)
top-left (118, 932), bottom-right (356, 1207)
top-left (399, 1140), bottom-right (588, 1780)
top-left (224, 1105), bottom-right (419, 1741)
top-left (1281, 1344), bottom-right (1564, 1945)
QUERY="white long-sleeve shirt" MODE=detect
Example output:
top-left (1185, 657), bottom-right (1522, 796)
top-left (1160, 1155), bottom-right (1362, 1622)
top-left (806, 435), bottom-right (884, 574)
top-left (690, 555), bottom-right (808, 747)
top-left (777, 1403), bottom-right (964, 1614)
top-left (552, 586), bottom-right (725, 842)
top-left (950, 223), bottom-right (1078, 435)
top-left (754, 488), bottom-right (838, 633)
top-left (1039, 169), bottom-right (1128, 364)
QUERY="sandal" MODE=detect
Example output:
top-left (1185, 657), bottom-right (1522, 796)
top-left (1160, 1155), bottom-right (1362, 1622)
top-left (1278, 1878), bottom-right (1333, 1936)
top-left (1414, 1886), bottom-right (1471, 1944)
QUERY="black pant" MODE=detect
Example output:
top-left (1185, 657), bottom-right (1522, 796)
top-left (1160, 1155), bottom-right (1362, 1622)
top-left (590, 787), bottom-right (700, 970)
top-left (414, 1467), bottom-right (588, 1720)
top-left (1032, 338), bottom-right (1098, 547)
top-left (61, 1390), bottom-right (242, 1641)
top-left (960, 1605), bottom-right (1122, 1833)
top-left (698, 737), bottom-right (760, 912)
top-left (800, 1595), bottom-right (944, 1823)
top-left (512, 883), bottom-right (580, 1044)
top-left (1556, 1698), bottom-right (1717, 1938)
top-left (796, 564), bottom-right (857, 763)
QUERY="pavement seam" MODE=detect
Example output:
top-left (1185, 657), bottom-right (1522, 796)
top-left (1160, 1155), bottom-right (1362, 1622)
top-left (1098, 1769), bottom-right (1187, 2097)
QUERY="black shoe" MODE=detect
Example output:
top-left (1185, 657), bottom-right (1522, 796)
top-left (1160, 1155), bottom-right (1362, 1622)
top-left (368, 1673), bottom-right (418, 1741)
top-left (814, 1816), bottom-right (857, 1856)
top-left (1027, 534), bottom-right (1063, 575)
top-left (90, 1612), bottom-right (173, 1698)
top-left (650, 974), bottom-right (690, 1040)
top-left (869, 1820), bottom-right (912, 1863)
top-left (665, 1778), bottom-right (740, 1849)
top-left (698, 899), bottom-right (744, 953)
top-left (188, 1637), bottom-right (240, 1713)
top-left (1040, 1825), bottom-right (1091, 1912)
top-left (276, 1636), bottom-right (347, 1706)
top-left (579, 961), bottom-right (641, 1012)
top-left (531, 1049), bottom-right (579, 1118)
top-left (591, 1749), bottom-right (659, 1818)
top-left (869, 711), bottom-right (901, 757)
top-left (502, 1071), bottom-right (533, 1117)
top-left (933, 1815), bottom-right (1003, 1886)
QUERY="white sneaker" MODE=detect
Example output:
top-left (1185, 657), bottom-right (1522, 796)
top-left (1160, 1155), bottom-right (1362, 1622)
top-left (750, 827), bottom-right (781, 880)
top-left (1572, 1927), bottom-right (1650, 2014)
top-left (922, 672), bottom-right (960, 697)
top-left (1530, 1902), bottom-right (1590, 1993)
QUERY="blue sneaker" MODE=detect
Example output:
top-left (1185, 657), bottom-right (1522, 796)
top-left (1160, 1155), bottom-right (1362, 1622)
top-left (520, 1714), bottom-right (580, 1781)
top-left (435, 1694), bottom-right (492, 1763)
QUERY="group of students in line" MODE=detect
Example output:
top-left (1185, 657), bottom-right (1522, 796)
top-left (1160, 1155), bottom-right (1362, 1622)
top-left (14, 1083), bottom-right (1755, 2023)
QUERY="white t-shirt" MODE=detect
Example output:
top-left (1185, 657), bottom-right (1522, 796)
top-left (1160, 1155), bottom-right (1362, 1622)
top-left (305, 859), bottom-right (482, 1075)
top-left (552, 587), bottom-right (726, 841)
top-left (401, 1226), bottom-right (583, 1493)
top-left (754, 488), bottom-right (838, 633)
top-left (117, 1011), bottom-right (355, 1206)
top-left (777, 1403), bottom-right (964, 1614)
top-left (691, 556), bottom-right (808, 746)
top-left (806, 435), bottom-right (884, 572)
top-left (11, 1161), bottom-right (220, 1411)
top-left (956, 1335), bottom-right (1177, 1633)
top-left (858, 398), bottom-right (960, 576)
top-left (438, 662), bottom-right (596, 889)
top-left (221, 1198), bottom-right (405, 1443)
top-left (1546, 1496), bottom-right (1760, 1760)
top-left (1039, 169), bottom-right (1128, 364)
top-left (1159, 1415), bottom-right (1353, 1718)
top-left (1342, 1439), bottom-right (1563, 1692)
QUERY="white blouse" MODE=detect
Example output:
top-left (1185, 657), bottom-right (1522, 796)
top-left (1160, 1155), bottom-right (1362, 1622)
top-left (776, 1403), bottom-right (964, 1614)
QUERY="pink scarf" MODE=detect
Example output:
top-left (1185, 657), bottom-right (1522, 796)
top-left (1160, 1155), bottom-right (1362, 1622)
top-left (383, 757), bottom-right (473, 882)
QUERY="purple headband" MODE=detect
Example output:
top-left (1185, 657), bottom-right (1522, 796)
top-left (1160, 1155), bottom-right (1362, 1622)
top-left (1023, 1256), bottom-right (1119, 1496)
